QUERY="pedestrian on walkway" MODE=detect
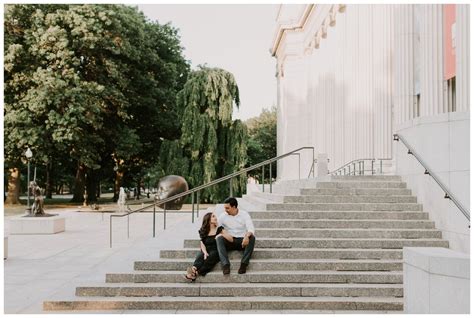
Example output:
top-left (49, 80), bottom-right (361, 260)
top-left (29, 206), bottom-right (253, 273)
top-left (216, 197), bottom-right (256, 275)
top-left (117, 187), bottom-right (126, 213)
top-left (184, 212), bottom-right (233, 281)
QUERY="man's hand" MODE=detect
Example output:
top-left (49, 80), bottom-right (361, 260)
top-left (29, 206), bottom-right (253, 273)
top-left (242, 235), bottom-right (251, 248)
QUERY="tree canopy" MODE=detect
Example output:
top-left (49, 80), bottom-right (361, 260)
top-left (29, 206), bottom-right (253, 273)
top-left (245, 107), bottom-right (277, 181)
top-left (4, 4), bottom-right (190, 203)
top-left (158, 66), bottom-right (248, 202)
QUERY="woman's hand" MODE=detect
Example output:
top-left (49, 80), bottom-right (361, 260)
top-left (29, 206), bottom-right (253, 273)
top-left (203, 252), bottom-right (209, 260)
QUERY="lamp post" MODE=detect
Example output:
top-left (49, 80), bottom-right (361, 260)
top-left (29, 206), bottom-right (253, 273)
top-left (24, 147), bottom-right (33, 214)
top-left (147, 173), bottom-right (150, 198)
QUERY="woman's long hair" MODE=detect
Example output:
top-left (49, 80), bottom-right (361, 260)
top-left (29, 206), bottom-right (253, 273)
top-left (199, 212), bottom-right (213, 240)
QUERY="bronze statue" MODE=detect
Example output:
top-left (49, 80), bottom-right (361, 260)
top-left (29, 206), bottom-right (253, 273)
top-left (156, 175), bottom-right (188, 210)
top-left (27, 181), bottom-right (55, 217)
top-left (28, 181), bottom-right (45, 216)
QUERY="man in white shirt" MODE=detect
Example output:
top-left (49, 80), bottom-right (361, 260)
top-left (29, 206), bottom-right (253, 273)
top-left (216, 197), bottom-right (256, 275)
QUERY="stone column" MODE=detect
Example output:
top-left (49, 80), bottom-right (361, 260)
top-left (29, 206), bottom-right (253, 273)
top-left (393, 5), bottom-right (416, 126)
top-left (455, 4), bottom-right (470, 112)
top-left (419, 4), bottom-right (446, 116)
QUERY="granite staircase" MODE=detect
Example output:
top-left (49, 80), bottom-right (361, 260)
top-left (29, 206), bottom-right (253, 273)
top-left (43, 175), bottom-right (448, 312)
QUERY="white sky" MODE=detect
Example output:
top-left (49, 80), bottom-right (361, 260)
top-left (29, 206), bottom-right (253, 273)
top-left (136, 4), bottom-right (279, 120)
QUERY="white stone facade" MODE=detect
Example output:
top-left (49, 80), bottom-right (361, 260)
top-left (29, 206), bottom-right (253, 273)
top-left (271, 4), bottom-right (470, 252)
top-left (403, 247), bottom-right (470, 314)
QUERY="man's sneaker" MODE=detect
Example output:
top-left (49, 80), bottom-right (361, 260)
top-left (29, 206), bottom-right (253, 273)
top-left (222, 264), bottom-right (230, 275)
top-left (238, 263), bottom-right (248, 274)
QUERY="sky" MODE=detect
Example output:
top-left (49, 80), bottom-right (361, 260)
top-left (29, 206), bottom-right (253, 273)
top-left (137, 4), bottom-right (279, 121)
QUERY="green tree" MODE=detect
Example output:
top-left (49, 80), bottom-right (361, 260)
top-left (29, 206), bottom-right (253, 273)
top-left (159, 66), bottom-right (248, 202)
top-left (4, 4), bottom-right (190, 204)
top-left (111, 17), bottom-right (189, 201)
top-left (244, 107), bottom-right (277, 181)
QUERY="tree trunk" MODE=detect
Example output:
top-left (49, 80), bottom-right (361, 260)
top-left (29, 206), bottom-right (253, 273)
top-left (45, 161), bottom-right (53, 199)
top-left (96, 180), bottom-right (101, 199)
top-left (86, 170), bottom-right (98, 203)
top-left (136, 179), bottom-right (141, 200)
top-left (113, 170), bottom-right (124, 202)
top-left (70, 163), bottom-right (86, 203)
top-left (5, 168), bottom-right (21, 205)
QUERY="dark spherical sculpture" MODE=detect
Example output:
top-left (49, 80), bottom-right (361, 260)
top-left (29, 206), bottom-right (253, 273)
top-left (156, 175), bottom-right (189, 210)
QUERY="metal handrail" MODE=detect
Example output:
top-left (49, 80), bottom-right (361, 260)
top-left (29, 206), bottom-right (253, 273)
top-left (394, 133), bottom-right (470, 224)
top-left (330, 158), bottom-right (392, 175)
top-left (110, 146), bottom-right (315, 247)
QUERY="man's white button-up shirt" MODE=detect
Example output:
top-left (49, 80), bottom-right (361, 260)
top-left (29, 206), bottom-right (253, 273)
top-left (218, 209), bottom-right (255, 238)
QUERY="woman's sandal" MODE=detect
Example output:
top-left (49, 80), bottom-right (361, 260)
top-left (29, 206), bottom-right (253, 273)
top-left (184, 267), bottom-right (197, 282)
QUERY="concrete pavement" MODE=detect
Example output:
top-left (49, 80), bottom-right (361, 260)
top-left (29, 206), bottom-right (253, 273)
top-left (4, 206), bottom-right (400, 314)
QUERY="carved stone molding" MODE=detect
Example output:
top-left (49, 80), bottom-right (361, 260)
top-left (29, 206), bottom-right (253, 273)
top-left (314, 30), bottom-right (322, 49)
top-left (330, 5), bottom-right (337, 26)
top-left (321, 17), bottom-right (329, 38)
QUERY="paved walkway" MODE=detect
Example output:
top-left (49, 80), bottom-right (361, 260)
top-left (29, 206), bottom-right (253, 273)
top-left (4, 207), bottom-right (202, 314)
top-left (4, 207), bottom-right (400, 314)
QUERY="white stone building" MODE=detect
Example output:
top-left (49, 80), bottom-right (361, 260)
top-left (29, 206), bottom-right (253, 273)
top-left (270, 4), bottom-right (470, 253)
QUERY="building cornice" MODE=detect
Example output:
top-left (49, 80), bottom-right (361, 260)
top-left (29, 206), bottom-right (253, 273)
top-left (270, 4), bottom-right (315, 57)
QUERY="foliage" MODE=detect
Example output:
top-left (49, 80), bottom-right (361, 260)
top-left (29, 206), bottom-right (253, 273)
top-left (4, 4), bottom-right (189, 203)
top-left (158, 67), bottom-right (248, 202)
top-left (244, 107), bottom-right (277, 181)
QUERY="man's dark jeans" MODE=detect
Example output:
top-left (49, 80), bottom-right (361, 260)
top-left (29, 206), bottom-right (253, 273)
top-left (216, 235), bottom-right (256, 267)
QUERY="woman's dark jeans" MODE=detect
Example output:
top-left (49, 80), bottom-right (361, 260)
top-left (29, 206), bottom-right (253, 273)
top-left (192, 249), bottom-right (220, 276)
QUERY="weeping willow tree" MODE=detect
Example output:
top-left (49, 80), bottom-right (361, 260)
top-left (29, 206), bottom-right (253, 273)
top-left (160, 66), bottom-right (248, 202)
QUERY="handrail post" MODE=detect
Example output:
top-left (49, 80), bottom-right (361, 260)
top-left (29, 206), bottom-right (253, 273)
top-left (348, 165), bottom-right (351, 175)
top-left (362, 161), bottom-right (365, 175)
top-left (371, 160), bottom-right (374, 175)
top-left (197, 191), bottom-right (200, 218)
top-left (110, 216), bottom-right (112, 248)
top-left (153, 203), bottom-right (156, 238)
top-left (229, 177), bottom-right (233, 197)
top-left (164, 203), bottom-right (166, 230)
top-left (298, 154), bottom-right (301, 180)
top-left (353, 163), bottom-right (356, 175)
top-left (191, 191), bottom-right (195, 223)
top-left (262, 166), bottom-right (265, 192)
top-left (312, 148), bottom-right (315, 178)
top-left (380, 160), bottom-right (383, 174)
top-left (269, 162), bottom-right (272, 193)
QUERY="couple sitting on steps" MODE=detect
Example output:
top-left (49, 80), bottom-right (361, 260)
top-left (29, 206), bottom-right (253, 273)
top-left (184, 197), bottom-right (256, 281)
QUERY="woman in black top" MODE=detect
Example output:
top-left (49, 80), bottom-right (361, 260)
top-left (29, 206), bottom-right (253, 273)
top-left (185, 212), bottom-right (233, 281)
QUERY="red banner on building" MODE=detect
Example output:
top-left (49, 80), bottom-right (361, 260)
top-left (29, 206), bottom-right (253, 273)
top-left (443, 4), bottom-right (456, 80)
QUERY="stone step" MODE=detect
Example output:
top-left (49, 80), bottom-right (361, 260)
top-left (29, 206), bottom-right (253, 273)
top-left (183, 238), bottom-right (448, 249)
top-left (243, 193), bottom-right (275, 209)
top-left (241, 195), bottom-right (272, 211)
top-left (300, 188), bottom-right (412, 196)
top-left (75, 282), bottom-right (404, 297)
top-left (105, 270), bottom-right (403, 284)
top-left (43, 296), bottom-right (404, 311)
top-left (316, 182), bottom-right (407, 189)
top-left (252, 192), bottom-right (417, 203)
top-left (253, 219), bottom-right (434, 229)
top-left (248, 211), bottom-right (429, 220)
top-left (331, 175), bottom-right (402, 181)
top-left (265, 203), bottom-right (422, 211)
top-left (159, 248), bottom-right (403, 260)
top-left (134, 259), bottom-right (403, 272)
top-left (255, 228), bottom-right (442, 239)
